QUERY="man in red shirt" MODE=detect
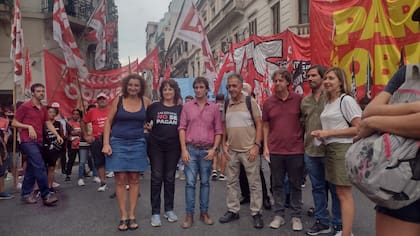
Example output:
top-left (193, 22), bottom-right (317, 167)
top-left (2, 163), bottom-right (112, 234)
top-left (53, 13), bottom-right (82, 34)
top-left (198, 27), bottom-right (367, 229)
top-left (82, 93), bottom-right (110, 192)
top-left (12, 83), bottom-right (63, 206)
top-left (262, 70), bottom-right (304, 231)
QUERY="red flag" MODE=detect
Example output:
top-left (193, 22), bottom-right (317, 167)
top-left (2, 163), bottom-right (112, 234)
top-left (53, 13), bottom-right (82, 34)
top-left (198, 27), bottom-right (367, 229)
top-left (24, 48), bottom-right (32, 90)
top-left (174, 0), bottom-right (216, 91)
top-left (10, 0), bottom-right (24, 82)
top-left (86, 0), bottom-right (106, 69)
top-left (214, 50), bottom-right (235, 95)
top-left (139, 48), bottom-right (161, 89)
top-left (164, 62), bottom-right (171, 80)
top-left (53, 0), bottom-right (88, 78)
top-left (105, 21), bottom-right (117, 43)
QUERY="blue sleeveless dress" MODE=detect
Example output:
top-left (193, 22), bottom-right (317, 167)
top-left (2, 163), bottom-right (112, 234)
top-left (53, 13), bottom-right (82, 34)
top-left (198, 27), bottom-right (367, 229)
top-left (106, 98), bottom-right (148, 172)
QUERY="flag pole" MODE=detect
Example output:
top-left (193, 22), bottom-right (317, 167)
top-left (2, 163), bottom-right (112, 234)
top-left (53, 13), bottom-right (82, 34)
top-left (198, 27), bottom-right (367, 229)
top-left (12, 81), bottom-right (18, 191)
top-left (128, 56), bottom-right (131, 73)
top-left (166, 0), bottom-right (186, 60)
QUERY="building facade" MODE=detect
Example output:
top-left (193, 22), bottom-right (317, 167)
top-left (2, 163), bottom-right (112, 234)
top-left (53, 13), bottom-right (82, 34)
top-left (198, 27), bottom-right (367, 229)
top-left (0, 0), bottom-right (119, 105)
top-left (146, 0), bottom-right (309, 82)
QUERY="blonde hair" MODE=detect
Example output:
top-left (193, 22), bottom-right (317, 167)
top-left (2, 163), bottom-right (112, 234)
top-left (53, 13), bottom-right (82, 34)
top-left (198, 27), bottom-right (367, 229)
top-left (324, 67), bottom-right (351, 99)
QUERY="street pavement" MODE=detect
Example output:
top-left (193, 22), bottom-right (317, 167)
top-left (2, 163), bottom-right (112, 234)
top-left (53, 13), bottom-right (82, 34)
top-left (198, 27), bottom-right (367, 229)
top-left (0, 162), bottom-right (375, 236)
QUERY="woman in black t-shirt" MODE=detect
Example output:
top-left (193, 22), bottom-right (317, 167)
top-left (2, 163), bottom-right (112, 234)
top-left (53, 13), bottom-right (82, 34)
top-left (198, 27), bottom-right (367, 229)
top-left (146, 79), bottom-right (182, 227)
top-left (43, 106), bottom-right (63, 192)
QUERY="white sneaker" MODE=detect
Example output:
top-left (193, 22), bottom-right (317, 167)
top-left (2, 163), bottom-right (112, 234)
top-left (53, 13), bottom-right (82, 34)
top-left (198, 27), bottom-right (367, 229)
top-left (106, 172), bottom-right (114, 178)
top-left (175, 170), bottom-right (180, 179)
top-left (334, 231), bottom-right (354, 236)
top-left (97, 183), bottom-right (107, 192)
top-left (77, 179), bottom-right (85, 186)
top-left (52, 182), bottom-right (60, 188)
top-left (269, 215), bottom-right (285, 229)
top-left (291, 217), bottom-right (303, 231)
top-left (93, 177), bottom-right (101, 183)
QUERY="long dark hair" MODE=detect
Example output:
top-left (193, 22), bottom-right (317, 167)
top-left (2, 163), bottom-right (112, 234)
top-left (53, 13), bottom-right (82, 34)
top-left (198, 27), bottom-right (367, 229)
top-left (160, 79), bottom-right (181, 104)
top-left (121, 74), bottom-right (146, 98)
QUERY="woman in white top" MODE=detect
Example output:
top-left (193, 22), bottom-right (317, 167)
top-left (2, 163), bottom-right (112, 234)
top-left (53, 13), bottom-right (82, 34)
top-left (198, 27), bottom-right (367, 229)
top-left (311, 67), bottom-right (362, 236)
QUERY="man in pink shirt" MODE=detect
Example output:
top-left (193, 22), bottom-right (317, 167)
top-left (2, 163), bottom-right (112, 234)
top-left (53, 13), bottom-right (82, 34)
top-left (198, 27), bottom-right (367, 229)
top-left (178, 77), bottom-right (223, 229)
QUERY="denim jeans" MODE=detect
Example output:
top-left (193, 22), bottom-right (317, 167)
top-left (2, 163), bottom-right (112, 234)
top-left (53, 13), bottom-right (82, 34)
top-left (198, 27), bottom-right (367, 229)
top-left (20, 142), bottom-right (50, 199)
top-left (304, 154), bottom-right (342, 227)
top-left (79, 147), bottom-right (98, 178)
top-left (184, 146), bottom-right (213, 214)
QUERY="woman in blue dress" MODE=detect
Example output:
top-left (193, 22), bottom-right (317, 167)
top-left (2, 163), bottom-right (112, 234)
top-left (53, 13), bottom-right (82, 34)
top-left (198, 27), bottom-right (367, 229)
top-left (102, 74), bottom-right (151, 231)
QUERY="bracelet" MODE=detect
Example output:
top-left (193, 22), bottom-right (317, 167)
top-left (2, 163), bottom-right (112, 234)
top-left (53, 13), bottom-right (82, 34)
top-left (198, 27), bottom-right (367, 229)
top-left (254, 142), bottom-right (262, 148)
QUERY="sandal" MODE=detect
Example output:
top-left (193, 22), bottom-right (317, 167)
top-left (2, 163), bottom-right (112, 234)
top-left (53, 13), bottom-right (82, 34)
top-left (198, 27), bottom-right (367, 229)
top-left (118, 220), bottom-right (128, 231)
top-left (127, 218), bottom-right (139, 230)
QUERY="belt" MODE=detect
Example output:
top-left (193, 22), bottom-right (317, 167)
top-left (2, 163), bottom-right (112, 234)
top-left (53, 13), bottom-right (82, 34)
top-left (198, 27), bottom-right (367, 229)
top-left (187, 143), bottom-right (213, 150)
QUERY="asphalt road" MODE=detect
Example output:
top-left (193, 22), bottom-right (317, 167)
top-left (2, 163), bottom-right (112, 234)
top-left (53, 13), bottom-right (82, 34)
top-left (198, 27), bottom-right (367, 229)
top-left (0, 162), bottom-right (375, 236)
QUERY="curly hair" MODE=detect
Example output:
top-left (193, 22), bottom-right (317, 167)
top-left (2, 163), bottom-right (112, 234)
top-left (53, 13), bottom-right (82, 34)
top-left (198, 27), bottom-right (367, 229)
top-left (159, 79), bottom-right (181, 103)
top-left (121, 74), bottom-right (146, 98)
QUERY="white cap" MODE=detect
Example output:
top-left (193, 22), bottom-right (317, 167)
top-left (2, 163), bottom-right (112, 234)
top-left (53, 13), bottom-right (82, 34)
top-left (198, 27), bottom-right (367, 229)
top-left (50, 102), bottom-right (60, 108)
top-left (96, 92), bottom-right (108, 99)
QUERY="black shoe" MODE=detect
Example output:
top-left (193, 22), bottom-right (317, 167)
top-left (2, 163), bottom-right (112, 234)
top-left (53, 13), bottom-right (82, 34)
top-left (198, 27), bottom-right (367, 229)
top-left (240, 197), bottom-right (250, 205)
top-left (219, 211), bottom-right (240, 223)
top-left (307, 207), bottom-right (315, 217)
top-left (252, 214), bottom-right (264, 229)
top-left (49, 187), bottom-right (57, 193)
top-left (263, 198), bottom-right (271, 210)
top-left (65, 176), bottom-right (71, 181)
top-left (306, 220), bottom-right (331, 235)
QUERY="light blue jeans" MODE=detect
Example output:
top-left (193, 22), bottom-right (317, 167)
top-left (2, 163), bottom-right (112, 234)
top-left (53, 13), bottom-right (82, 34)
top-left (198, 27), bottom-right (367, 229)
top-left (184, 146), bottom-right (213, 214)
top-left (78, 147), bottom-right (98, 178)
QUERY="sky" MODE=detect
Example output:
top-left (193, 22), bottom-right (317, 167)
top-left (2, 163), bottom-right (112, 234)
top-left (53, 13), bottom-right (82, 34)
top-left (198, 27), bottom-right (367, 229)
top-left (115, 0), bottom-right (172, 65)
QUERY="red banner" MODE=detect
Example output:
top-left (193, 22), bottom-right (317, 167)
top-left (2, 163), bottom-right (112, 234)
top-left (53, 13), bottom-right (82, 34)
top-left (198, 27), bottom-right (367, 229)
top-left (44, 50), bottom-right (138, 118)
top-left (310, 0), bottom-right (420, 100)
top-left (231, 30), bottom-right (311, 95)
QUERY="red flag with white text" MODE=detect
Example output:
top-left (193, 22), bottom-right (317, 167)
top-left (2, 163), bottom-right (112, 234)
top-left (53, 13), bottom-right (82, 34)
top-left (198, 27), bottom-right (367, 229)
top-left (139, 48), bottom-right (161, 89)
top-left (174, 0), bottom-right (216, 91)
top-left (10, 0), bottom-right (24, 82)
top-left (86, 0), bottom-right (106, 69)
top-left (53, 0), bottom-right (88, 79)
top-left (44, 50), bottom-right (138, 117)
top-left (214, 50), bottom-right (235, 95)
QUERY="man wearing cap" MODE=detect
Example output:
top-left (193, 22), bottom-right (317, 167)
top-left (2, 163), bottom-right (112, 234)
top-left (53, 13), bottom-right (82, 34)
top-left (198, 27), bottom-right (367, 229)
top-left (82, 92), bottom-right (110, 192)
top-left (12, 83), bottom-right (62, 206)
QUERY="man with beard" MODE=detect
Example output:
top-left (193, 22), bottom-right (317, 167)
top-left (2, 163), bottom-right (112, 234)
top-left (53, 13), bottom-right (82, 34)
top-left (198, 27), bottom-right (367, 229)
top-left (12, 83), bottom-right (62, 206)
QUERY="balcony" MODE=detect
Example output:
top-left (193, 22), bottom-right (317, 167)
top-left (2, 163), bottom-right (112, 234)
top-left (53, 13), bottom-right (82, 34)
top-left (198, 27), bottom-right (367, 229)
top-left (41, 0), bottom-right (94, 31)
top-left (0, 0), bottom-right (12, 21)
top-left (205, 0), bottom-right (251, 41)
top-left (288, 23), bottom-right (310, 35)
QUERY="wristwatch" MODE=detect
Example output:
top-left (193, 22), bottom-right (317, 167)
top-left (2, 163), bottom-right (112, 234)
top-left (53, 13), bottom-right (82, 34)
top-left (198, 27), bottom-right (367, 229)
top-left (254, 142), bottom-right (262, 148)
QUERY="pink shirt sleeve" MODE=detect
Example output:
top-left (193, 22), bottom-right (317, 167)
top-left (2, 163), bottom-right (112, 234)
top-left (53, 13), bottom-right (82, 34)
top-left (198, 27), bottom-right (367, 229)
top-left (178, 104), bottom-right (188, 131)
top-left (213, 104), bottom-right (223, 135)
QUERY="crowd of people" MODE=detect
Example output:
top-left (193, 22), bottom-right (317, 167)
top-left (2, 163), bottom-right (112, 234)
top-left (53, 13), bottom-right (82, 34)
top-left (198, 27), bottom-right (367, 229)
top-left (0, 8), bottom-right (419, 236)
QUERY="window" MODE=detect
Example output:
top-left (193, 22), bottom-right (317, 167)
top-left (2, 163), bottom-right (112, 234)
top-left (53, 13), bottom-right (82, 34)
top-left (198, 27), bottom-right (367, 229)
top-left (211, 4), bottom-right (216, 18)
top-left (272, 2), bottom-right (280, 34)
top-left (184, 42), bottom-right (188, 52)
top-left (249, 19), bottom-right (257, 36)
top-left (299, 0), bottom-right (309, 24)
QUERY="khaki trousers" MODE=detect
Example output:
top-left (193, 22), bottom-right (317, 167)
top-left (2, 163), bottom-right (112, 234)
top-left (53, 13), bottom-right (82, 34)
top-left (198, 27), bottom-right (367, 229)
top-left (226, 149), bottom-right (262, 215)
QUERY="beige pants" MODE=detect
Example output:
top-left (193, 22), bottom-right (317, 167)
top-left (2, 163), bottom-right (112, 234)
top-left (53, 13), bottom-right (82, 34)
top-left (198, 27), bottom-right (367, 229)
top-left (226, 149), bottom-right (262, 215)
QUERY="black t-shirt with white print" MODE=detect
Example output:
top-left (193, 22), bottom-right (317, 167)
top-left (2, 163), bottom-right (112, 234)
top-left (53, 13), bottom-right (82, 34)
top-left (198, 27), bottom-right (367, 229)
top-left (146, 102), bottom-right (182, 146)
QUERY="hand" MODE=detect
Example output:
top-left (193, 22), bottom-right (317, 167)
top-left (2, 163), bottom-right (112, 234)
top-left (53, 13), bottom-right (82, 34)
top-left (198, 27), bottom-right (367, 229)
top-left (144, 122), bottom-right (152, 131)
top-left (181, 149), bottom-right (190, 165)
top-left (248, 145), bottom-right (259, 162)
top-left (102, 144), bottom-right (112, 156)
top-left (56, 135), bottom-right (64, 144)
top-left (85, 135), bottom-right (95, 144)
top-left (263, 146), bottom-right (270, 159)
top-left (354, 118), bottom-right (376, 142)
top-left (222, 143), bottom-right (230, 161)
top-left (311, 130), bottom-right (329, 140)
top-left (28, 126), bottom-right (37, 140)
top-left (204, 148), bottom-right (216, 161)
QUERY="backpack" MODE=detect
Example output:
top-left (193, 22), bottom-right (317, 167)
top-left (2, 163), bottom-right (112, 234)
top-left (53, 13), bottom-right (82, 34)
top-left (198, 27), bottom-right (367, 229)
top-left (224, 95), bottom-right (254, 126)
top-left (224, 96), bottom-right (262, 153)
top-left (345, 64), bottom-right (420, 209)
